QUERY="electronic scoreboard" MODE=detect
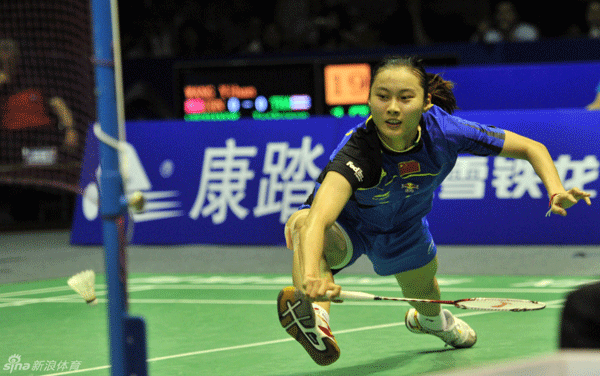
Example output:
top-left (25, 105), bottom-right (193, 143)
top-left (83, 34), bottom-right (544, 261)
top-left (173, 56), bottom-right (455, 121)
top-left (174, 61), bottom-right (319, 121)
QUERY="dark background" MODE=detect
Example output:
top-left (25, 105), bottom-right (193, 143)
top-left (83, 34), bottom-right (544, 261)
top-left (2, 0), bottom-right (600, 232)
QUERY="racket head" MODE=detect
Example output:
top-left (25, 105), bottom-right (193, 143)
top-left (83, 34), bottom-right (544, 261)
top-left (454, 298), bottom-right (546, 312)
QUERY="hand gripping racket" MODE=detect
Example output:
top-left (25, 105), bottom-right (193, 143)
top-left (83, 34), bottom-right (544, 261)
top-left (325, 290), bottom-right (546, 312)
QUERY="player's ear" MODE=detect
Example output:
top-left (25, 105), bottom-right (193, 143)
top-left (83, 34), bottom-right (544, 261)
top-left (424, 93), bottom-right (433, 111)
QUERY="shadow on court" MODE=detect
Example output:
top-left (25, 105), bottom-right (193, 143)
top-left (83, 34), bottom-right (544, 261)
top-left (279, 349), bottom-right (464, 376)
top-left (418, 347), bottom-right (460, 354)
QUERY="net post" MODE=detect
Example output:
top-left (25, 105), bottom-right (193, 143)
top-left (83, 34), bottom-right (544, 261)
top-left (89, 0), bottom-right (141, 375)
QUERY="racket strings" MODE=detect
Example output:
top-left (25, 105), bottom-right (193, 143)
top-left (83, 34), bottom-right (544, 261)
top-left (457, 298), bottom-right (546, 311)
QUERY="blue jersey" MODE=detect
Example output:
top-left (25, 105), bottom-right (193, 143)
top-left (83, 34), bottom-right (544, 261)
top-left (306, 104), bottom-right (505, 239)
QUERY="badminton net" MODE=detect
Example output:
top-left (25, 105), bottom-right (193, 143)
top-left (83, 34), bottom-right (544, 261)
top-left (0, 0), bottom-right (95, 193)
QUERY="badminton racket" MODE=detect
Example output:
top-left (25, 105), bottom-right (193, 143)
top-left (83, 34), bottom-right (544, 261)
top-left (324, 290), bottom-right (546, 312)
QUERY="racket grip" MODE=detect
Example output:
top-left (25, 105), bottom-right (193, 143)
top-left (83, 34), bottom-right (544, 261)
top-left (331, 290), bottom-right (377, 301)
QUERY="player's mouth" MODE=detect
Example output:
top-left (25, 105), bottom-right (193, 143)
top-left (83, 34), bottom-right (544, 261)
top-left (385, 119), bottom-right (402, 129)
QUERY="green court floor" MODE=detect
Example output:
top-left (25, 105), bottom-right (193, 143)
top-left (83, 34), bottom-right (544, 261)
top-left (1, 273), bottom-right (596, 376)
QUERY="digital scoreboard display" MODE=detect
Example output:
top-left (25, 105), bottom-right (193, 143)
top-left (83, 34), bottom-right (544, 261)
top-left (174, 61), bottom-right (319, 121)
top-left (173, 60), bottom-right (378, 121)
top-left (173, 57), bottom-right (455, 121)
top-left (321, 62), bottom-right (371, 118)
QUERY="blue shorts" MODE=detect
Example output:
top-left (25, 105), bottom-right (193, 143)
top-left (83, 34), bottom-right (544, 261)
top-left (331, 217), bottom-right (437, 276)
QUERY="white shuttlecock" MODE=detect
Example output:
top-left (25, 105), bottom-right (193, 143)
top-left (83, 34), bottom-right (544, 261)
top-left (67, 270), bottom-right (97, 306)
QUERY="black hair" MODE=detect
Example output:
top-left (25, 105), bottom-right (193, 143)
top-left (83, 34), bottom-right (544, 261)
top-left (371, 56), bottom-right (458, 114)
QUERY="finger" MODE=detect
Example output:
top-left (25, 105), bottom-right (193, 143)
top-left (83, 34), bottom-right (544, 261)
top-left (571, 188), bottom-right (592, 199)
top-left (569, 188), bottom-right (592, 206)
top-left (313, 294), bottom-right (330, 302)
top-left (316, 282), bottom-right (329, 298)
top-left (302, 284), bottom-right (310, 296)
top-left (552, 205), bottom-right (567, 217)
top-left (329, 284), bottom-right (342, 299)
top-left (305, 283), bottom-right (318, 299)
top-left (573, 191), bottom-right (592, 200)
top-left (302, 280), bottom-right (314, 296)
top-left (571, 187), bottom-right (589, 194)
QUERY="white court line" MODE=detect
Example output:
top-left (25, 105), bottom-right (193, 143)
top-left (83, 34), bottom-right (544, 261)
top-left (0, 295), bottom-right (82, 307)
top-left (0, 286), bottom-right (153, 308)
top-left (0, 285), bottom-right (73, 297)
top-left (0, 284), bottom-right (155, 298)
top-left (42, 365), bottom-right (110, 375)
top-left (42, 300), bottom-right (565, 376)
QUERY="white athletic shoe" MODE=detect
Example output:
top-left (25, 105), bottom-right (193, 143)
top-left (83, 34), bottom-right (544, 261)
top-left (405, 308), bottom-right (477, 348)
top-left (277, 286), bottom-right (340, 365)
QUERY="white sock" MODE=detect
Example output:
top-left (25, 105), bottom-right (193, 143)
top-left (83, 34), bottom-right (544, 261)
top-left (312, 303), bottom-right (330, 324)
top-left (418, 311), bottom-right (447, 331)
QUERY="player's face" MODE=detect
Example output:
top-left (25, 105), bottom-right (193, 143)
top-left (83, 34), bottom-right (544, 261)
top-left (368, 66), bottom-right (430, 147)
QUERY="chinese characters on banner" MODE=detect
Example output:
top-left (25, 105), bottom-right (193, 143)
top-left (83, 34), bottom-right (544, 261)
top-left (189, 136), bottom-right (324, 224)
top-left (189, 140), bottom-right (598, 224)
top-left (441, 155), bottom-right (598, 200)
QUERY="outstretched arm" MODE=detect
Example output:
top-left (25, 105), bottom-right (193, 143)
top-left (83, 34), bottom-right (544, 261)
top-left (498, 130), bottom-right (591, 216)
top-left (301, 171), bottom-right (352, 299)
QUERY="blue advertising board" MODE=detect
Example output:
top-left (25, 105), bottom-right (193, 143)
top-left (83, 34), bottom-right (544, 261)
top-left (429, 61), bottom-right (600, 111)
top-left (71, 109), bottom-right (599, 245)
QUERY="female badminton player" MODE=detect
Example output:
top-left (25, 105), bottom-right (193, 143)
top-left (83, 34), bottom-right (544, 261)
top-left (277, 56), bottom-right (592, 366)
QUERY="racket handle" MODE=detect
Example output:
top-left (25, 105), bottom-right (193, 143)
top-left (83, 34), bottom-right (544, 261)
top-left (327, 290), bottom-right (377, 302)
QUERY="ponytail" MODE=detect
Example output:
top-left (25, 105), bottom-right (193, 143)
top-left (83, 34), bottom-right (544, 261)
top-left (427, 73), bottom-right (458, 114)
